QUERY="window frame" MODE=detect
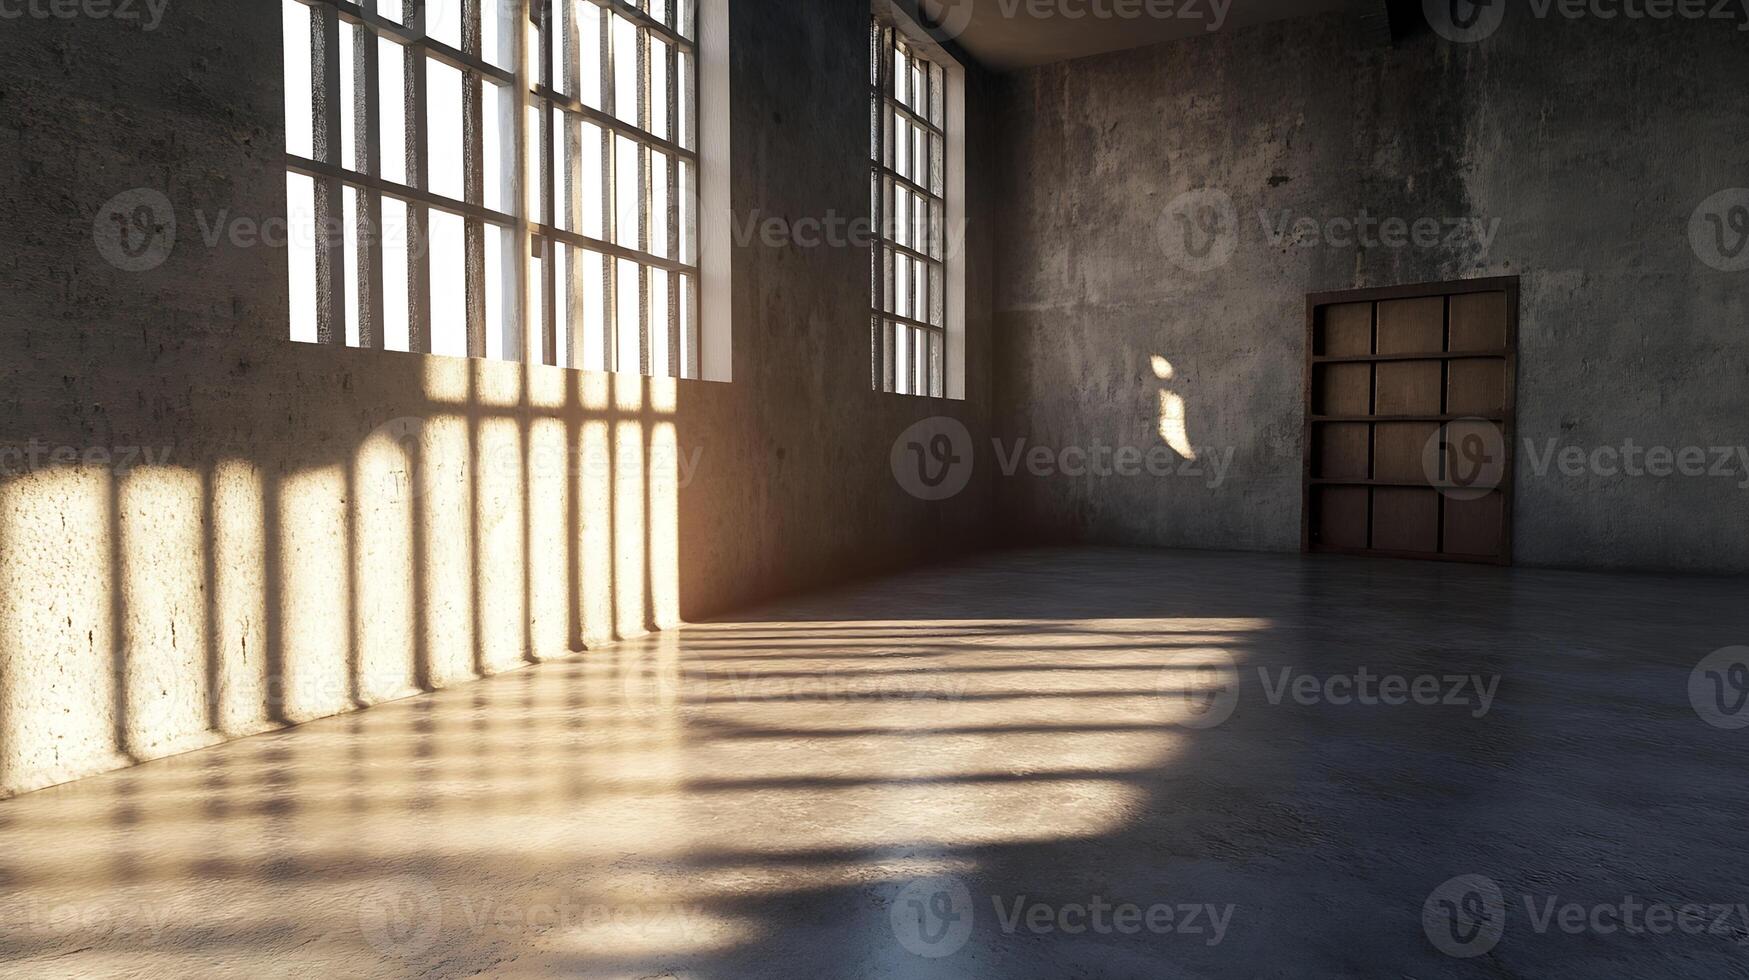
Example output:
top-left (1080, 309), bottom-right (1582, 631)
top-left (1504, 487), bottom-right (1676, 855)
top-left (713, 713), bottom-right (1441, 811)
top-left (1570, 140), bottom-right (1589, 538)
top-left (283, 0), bottom-right (710, 380)
top-left (870, 6), bottom-right (965, 401)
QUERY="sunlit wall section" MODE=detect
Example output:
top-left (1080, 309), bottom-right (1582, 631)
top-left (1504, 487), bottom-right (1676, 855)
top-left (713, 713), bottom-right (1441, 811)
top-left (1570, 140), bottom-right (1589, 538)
top-left (117, 467), bottom-right (212, 758)
top-left (277, 465), bottom-right (351, 721)
top-left (418, 413), bottom-right (478, 685)
top-left (352, 431), bottom-right (419, 705)
top-left (578, 373), bottom-right (617, 648)
top-left (475, 411), bottom-right (529, 674)
top-left (0, 470), bottom-right (124, 794)
top-left (525, 402), bottom-right (572, 659)
top-left (211, 460), bottom-right (270, 735)
top-left (612, 376), bottom-right (648, 640)
top-left (647, 378), bottom-right (682, 631)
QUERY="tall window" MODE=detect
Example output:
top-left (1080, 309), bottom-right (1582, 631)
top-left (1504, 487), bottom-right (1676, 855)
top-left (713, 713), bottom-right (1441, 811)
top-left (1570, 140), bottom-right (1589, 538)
top-left (871, 15), bottom-right (954, 398)
top-left (283, 0), bottom-right (700, 379)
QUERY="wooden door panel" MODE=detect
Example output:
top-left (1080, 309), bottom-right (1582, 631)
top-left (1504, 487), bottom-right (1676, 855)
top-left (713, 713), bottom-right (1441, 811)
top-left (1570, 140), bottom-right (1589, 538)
top-left (1376, 297), bottom-right (1444, 355)
top-left (1374, 422), bottom-right (1440, 484)
top-left (1319, 302), bottom-right (1373, 356)
top-left (1449, 291), bottom-right (1508, 351)
top-left (1304, 278), bottom-right (1517, 565)
top-left (1448, 359), bottom-right (1506, 417)
top-left (1316, 363), bottom-right (1373, 416)
top-left (1375, 361), bottom-right (1443, 416)
top-left (1372, 488), bottom-right (1440, 553)
top-left (1315, 423), bottom-right (1371, 481)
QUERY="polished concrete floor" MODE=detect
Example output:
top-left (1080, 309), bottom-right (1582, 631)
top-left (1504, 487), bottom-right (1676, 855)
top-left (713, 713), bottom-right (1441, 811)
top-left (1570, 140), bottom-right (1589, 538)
top-left (1, 548), bottom-right (1746, 979)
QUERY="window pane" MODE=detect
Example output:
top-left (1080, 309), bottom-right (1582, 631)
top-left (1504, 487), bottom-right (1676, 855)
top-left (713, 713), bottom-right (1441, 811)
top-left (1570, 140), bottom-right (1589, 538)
top-left (287, 172), bottom-right (317, 342)
top-left (613, 14), bottom-right (640, 126)
top-left (339, 21), bottom-right (358, 170)
top-left (578, 249), bottom-right (608, 372)
top-left (555, 241), bottom-right (572, 368)
top-left (677, 50), bottom-right (694, 150)
top-left (615, 258), bottom-right (641, 373)
top-left (483, 78), bottom-right (515, 214)
top-left (483, 0), bottom-right (517, 70)
top-left (343, 186), bottom-right (362, 347)
top-left (485, 223), bottom-right (516, 361)
top-left (579, 121), bottom-right (606, 240)
top-left (429, 0), bottom-right (462, 49)
top-left (428, 58), bottom-right (466, 201)
top-left (677, 158), bottom-right (695, 264)
top-left (379, 37), bottom-right (408, 184)
top-left (649, 267), bottom-right (670, 379)
top-left (283, 0), bottom-right (312, 158)
top-left (615, 135), bottom-right (641, 249)
top-left (649, 34), bottom-right (671, 142)
top-left (428, 209), bottom-right (467, 357)
top-left (382, 197), bottom-right (411, 352)
top-left (650, 150), bottom-right (670, 258)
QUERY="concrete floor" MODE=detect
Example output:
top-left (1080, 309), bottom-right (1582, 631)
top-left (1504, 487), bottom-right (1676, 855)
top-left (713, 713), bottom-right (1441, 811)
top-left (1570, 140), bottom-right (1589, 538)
top-left (0, 548), bottom-right (1745, 979)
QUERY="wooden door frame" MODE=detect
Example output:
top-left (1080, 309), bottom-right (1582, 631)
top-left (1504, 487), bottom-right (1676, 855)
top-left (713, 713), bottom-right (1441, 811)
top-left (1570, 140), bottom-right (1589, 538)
top-left (1299, 275), bottom-right (1520, 566)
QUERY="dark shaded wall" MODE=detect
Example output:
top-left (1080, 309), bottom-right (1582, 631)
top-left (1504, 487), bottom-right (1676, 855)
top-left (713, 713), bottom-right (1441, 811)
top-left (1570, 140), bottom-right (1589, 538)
top-left (0, 0), bottom-right (996, 796)
top-left (992, 9), bottom-right (1749, 572)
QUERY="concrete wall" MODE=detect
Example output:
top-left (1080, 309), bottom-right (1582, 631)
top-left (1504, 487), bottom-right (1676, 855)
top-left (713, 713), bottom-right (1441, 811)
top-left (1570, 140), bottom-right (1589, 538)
top-left (991, 8), bottom-right (1749, 572)
top-left (0, 0), bottom-right (997, 798)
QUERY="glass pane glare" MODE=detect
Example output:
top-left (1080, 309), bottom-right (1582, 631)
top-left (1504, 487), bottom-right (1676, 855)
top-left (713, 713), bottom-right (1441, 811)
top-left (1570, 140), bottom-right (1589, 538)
top-left (283, 0), bottom-right (312, 158)
top-left (427, 58), bottom-right (466, 201)
top-left (614, 135), bottom-right (641, 249)
top-left (287, 172), bottom-right (317, 341)
top-left (615, 258), bottom-right (641, 374)
top-left (579, 249), bottom-right (608, 372)
top-left (613, 15), bottom-right (640, 126)
top-left (378, 36), bottom-right (408, 184)
top-left (382, 197), bottom-right (411, 352)
top-left (483, 78), bottom-right (514, 214)
top-left (428, 209), bottom-right (467, 357)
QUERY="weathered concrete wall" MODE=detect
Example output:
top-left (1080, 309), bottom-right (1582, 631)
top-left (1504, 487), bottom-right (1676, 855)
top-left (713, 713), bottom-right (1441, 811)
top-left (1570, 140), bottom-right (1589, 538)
top-left (0, 0), bottom-right (997, 797)
top-left (992, 9), bottom-right (1749, 572)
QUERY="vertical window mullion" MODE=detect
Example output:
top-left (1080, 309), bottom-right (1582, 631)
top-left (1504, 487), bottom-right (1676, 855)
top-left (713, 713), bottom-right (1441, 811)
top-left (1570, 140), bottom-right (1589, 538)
top-left (357, 11), bottom-right (386, 351)
top-left (539, 0), bottom-right (558, 366)
top-left (666, 35), bottom-right (681, 377)
top-left (637, 27), bottom-right (652, 377)
top-left (464, 0), bottom-right (488, 359)
top-left (312, 4), bottom-right (347, 346)
top-left (601, 1), bottom-right (620, 372)
top-left (404, 0), bottom-right (432, 355)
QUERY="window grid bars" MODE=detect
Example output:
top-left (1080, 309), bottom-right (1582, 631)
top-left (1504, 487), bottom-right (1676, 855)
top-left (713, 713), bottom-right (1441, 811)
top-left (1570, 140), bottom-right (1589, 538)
top-left (870, 19), bottom-right (945, 398)
top-left (288, 0), bottom-right (696, 377)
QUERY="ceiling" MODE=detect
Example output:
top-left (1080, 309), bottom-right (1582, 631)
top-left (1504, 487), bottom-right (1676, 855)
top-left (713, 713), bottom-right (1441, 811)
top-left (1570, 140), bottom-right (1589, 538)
top-left (919, 0), bottom-right (1362, 70)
